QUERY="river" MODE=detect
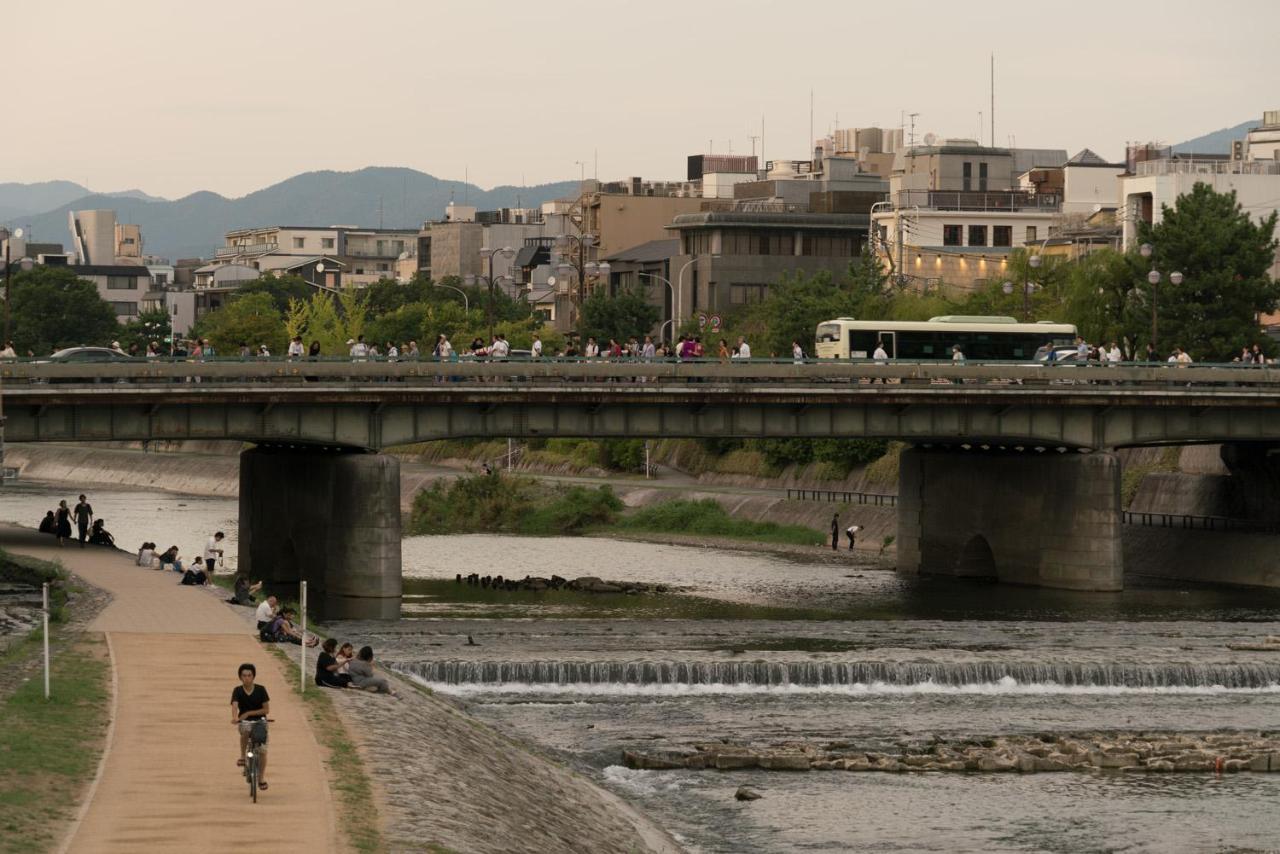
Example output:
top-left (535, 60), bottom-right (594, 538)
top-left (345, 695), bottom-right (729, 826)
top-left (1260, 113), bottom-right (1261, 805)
top-left (2, 480), bottom-right (1279, 852)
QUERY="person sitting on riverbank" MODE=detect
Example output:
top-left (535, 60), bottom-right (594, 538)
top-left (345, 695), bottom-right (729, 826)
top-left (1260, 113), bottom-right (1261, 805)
top-left (265, 608), bottom-right (318, 647)
top-left (136, 542), bottom-right (156, 567)
top-left (38, 511), bottom-right (56, 535)
top-left (335, 642), bottom-right (355, 674)
top-left (158, 545), bottom-right (184, 574)
top-left (254, 595), bottom-right (278, 638)
top-left (230, 576), bottom-right (263, 607)
top-left (180, 557), bottom-right (210, 586)
top-left (315, 638), bottom-right (352, 689)
top-left (88, 519), bottom-right (115, 548)
top-left (347, 646), bottom-right (397, 695)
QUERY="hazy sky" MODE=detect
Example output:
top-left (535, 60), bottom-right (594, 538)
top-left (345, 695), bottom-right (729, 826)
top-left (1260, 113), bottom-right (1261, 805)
top-left (8, 0), bottom-right (1276, 199)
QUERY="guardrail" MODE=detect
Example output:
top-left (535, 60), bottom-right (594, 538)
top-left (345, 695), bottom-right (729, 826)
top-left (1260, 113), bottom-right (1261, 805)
top-left (0, 356), bottom-right (1277, 392)
top-left (785, 489), bottom-right (897, 506)
top-left (1121, 510), bottom-right (1279, 535)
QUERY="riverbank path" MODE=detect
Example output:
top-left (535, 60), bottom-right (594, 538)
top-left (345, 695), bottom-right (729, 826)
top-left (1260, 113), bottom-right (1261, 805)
top-left (0, 526), bottom-right (336, 854)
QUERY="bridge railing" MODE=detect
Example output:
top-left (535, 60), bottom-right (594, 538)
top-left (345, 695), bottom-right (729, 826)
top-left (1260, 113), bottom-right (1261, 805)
top-left (1121, 510), bottom-right (1279, 535)
top-left (785, 489), bottom-right (898, 506)
top-left (0, 356), bottom-right (1278, 391)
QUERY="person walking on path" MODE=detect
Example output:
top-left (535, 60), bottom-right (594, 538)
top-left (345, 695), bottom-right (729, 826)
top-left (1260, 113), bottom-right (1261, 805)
top-left (846, 524), bottom-right (861, 551)
top-left (55, 500), bottom-right (73, 546)
top-left (230, 662), bottom-right (270, 789)
top-left (830, 514), bottom-right (839, 552)
top-left (74, 494), bottom-right (94, 548)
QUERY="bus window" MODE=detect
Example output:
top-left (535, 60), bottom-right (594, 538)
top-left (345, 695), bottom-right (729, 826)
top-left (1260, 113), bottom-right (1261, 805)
top-left (816, 323), bottom-right (842, 343)
top-left (848, 331), bottom-right (878, 358)
top-left (877, 332), bottom-right (896, 358)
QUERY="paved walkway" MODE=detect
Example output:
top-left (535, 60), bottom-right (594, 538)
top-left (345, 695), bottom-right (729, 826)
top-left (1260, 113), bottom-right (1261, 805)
top-left (0, 527), bottom-right (336, 854)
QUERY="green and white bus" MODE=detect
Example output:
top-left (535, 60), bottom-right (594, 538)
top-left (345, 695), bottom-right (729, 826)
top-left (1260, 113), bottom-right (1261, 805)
top-left (814, 316), bottom-right (1077, 361)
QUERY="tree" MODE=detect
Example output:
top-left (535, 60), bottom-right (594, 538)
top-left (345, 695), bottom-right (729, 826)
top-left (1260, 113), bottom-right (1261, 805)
top-left (8, 266), bottom-right (119, 355)
top-left (117, 308), bottom-right (173, 353)
top-left (366, 302), bottom-right (432, 347)
top-left (579, 286), bottom-right (659, 344)
top-left (1133, 182), bottom-right (1279, 360)
top-left (235, 274), bottom-right (315, 313)
top-left (192, 292), bottom-right (287, 354)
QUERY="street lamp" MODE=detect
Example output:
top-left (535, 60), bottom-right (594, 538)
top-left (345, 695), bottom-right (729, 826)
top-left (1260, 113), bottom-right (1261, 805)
top-left (640, 256), bottom-right (696, 342)
top-left (553, 233), bottom-right (608, 334)
top-left (1000, 253), bottom-right (1040, 320)
top-left (1139, 243), bottom-right (1182, 355)
top-left (0, 227), bottom-right (35, 345)
top-left (477, 246), bottom-right (515, 341)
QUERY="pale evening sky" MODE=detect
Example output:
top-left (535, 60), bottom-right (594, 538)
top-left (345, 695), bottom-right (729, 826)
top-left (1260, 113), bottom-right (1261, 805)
top-left (6, 0), bottom-right (1275, 199)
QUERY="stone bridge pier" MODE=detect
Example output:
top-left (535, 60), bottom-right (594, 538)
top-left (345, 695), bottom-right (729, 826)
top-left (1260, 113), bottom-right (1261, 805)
top-left (897, 446), bottom-right (1123, 591)
top-left (239, 446), bottom-right (402, 620)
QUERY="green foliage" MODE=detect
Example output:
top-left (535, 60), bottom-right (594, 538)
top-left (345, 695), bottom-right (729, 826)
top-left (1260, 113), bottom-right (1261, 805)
top-left (116, 308), bottom-right (172, 353)
top-left (616, 499), bottom-right (826, 546)
top-left (234, 273), bottom-right (315, 313)
top-left (579, 286), bottom-right (660, 344)
top-left (1136, 182), bottom-right (1280, 360)
top-left (366, 302), bottom-right (432, 348)
top-left (8, 266), bottom-right (119, 355)
top-left (192, 291), bottom-right (287, 354)
top-left (408, 473), bottom-right (621, 535)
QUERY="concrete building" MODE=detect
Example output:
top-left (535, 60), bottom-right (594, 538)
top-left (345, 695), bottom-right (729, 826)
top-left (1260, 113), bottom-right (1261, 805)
top-left (67, 209), bottom-right (146, 266)
top-left (871, 141), bottom-right (1070, 291)
top-left (209, 225), bottom-right (416, 288)
top-left (69, 264), bottom-right (153, 322)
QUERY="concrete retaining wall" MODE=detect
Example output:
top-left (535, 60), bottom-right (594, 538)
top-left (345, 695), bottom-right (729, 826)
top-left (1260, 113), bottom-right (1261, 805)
top-left (1125, 526), bottom-right (1280, 588)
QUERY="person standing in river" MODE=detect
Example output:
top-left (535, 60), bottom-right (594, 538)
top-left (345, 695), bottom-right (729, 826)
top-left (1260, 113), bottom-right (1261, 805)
top-left (73, 494), bottom-right (94, 548)
top-left (830, 514), bottom-right (839, 552)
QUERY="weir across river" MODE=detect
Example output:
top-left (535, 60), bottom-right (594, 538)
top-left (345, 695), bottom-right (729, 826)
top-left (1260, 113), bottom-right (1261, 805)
top-left (2, 358), bottom-right (1278, 614)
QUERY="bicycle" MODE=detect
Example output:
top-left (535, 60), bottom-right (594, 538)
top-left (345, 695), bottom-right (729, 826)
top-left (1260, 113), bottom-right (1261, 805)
top-left (239, 717), bottom-right (272, 802)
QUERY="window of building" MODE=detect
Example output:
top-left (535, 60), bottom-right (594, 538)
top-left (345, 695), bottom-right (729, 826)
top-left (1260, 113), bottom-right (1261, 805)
top-left (107, 275), bottom-right (135, 290)
top-left (1025, 225), bottom-right (1038, 244)
top-left (968, 225), bottom-right (987, 247)
top-left (992, 225), bottom-right (1012, 247)
top-left (111, 301), bottom-right (139, 316)
top-left (292, 237), bottom-right (306, 249)
top-left (978, 163), bottom-right (988, 192)
top-left (962, 162), bottom-right (972, 191)
top-left (943, 225), bottom-right (963, 246)
top-left (683, 232), bottom-right (712, 255)
top-left (729, 283), bottom-right (767, 304)
top-left (321, 237), bottom-right (335, 249)
top-left (377, 263), bottom-right (389, 272)
top-left (121, 237), bottom-right (136, 245)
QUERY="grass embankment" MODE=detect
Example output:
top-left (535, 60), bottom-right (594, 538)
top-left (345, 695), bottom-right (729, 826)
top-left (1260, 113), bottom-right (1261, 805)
top-left (1121, 446), bottom-right (1182, 508)
top-left (266, 648), bottom-right (385, 853)
top-left (407, 473), bottom-right (826, 546)
top-left (0, 550), bottom-right (110, 854)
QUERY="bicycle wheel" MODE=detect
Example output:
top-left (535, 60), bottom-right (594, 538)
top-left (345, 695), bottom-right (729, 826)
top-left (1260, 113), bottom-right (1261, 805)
top-left (248, 751), bottom-right (257, 802)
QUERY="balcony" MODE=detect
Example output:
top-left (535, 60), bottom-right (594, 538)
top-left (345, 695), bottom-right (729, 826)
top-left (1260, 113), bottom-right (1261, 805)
top-left (1135, 159), bottom-right (1280, 177)
top-left (893, 190), bottom-right (1060, 213)
top-left (214, 242), bottom-right (277, 258)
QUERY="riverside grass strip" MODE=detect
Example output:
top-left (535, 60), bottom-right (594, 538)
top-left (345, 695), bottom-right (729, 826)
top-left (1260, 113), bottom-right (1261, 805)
top-left (0, 635), bottom-right (110, 854)
top-left (266, 646), bottom-right (386, 854)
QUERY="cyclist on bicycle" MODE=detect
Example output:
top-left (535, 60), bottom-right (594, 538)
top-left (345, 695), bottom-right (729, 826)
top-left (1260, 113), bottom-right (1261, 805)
top-left (230, 662), bottom-right (270, 790)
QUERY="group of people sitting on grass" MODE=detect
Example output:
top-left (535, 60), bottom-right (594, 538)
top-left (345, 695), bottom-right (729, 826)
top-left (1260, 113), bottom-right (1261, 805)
top-left (243, 593), bottom-right (397, 696)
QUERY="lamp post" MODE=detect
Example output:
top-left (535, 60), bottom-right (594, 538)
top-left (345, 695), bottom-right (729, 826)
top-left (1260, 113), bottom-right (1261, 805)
top-left (477, 246), bottom-right (515, 341)
top-left (0, 227), bottom-right (34, 345)
top-left (553, 233), bottom-right (611, 335)
top-left (1001, 253), bottom-right (1041, 321)
top-left (431, 283), bottom-right (469, 312)
top-left (1139, 243), bottom-right (1182, 355)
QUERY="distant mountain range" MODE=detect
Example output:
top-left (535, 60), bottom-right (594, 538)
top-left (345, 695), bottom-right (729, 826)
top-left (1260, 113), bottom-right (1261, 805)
top-left (0, 167), bottom-right (578, 260)
top-left (1172, 119), bottom-right (1257, 155)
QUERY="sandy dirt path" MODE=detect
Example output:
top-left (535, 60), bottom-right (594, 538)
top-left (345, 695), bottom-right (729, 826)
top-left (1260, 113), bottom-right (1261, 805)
top-left (0, 528), bottom-right (336, 854)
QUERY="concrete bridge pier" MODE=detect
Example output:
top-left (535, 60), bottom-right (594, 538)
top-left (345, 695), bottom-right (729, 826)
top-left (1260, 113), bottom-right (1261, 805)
top-left (239, 446), bottom-right (402, 620)
top-left (897, 446), bottom-right (1123, 591)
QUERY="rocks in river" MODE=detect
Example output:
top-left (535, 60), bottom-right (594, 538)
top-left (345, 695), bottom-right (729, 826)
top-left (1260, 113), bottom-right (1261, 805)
top-left (734, 786), bottom-right (762, 801)
top-left (620, 730), bottom-right (1280, 776)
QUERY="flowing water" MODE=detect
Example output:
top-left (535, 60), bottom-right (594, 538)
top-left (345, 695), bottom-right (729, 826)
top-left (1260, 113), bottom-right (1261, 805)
top-left (3, 480), bottom-right (1280, 852)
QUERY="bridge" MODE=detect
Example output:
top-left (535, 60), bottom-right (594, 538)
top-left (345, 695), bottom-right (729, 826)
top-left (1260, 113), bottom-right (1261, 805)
top-left (2, 358), bottom-right (1277, 616)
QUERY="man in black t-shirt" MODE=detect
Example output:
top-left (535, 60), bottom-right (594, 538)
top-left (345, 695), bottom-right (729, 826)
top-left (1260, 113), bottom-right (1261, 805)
top-left (73, 495), bottom-right (93, 548)
top-left (230, 663), bottom-right (271, 789)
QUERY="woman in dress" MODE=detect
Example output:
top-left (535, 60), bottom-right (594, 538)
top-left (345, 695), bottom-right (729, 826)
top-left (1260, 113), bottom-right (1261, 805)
top-left (54, 500), bottom-right (73, 546)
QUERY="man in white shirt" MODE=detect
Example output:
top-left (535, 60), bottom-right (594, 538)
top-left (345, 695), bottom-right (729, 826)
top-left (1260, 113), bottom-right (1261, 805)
top-left (489, 335), bottom-right (511, 359)
top-left (349, 336), bottom-right (369, 359)
top-left (733, 337), bottom-right (751, 359)
top-left (287, 336), bottom-right (305, 360)
top-left (531, 336), bottom-right (543, 358)
top-left (254, 596), bottom-right (278, 635)
top-left (1107, 342), bottom-right (1122, 364)
top-left (205, 531), bottom-right (225, 573)
top-left (872, 341), bottom-right (889, 363)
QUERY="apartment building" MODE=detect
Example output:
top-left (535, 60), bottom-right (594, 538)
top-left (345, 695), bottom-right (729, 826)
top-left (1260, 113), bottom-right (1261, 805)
top-left (68, 209), bottom-right (146, 266)
top-left (68, 264), bottom-right (153, 322)
top-left (209, 225), bottom-right (417, 287)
